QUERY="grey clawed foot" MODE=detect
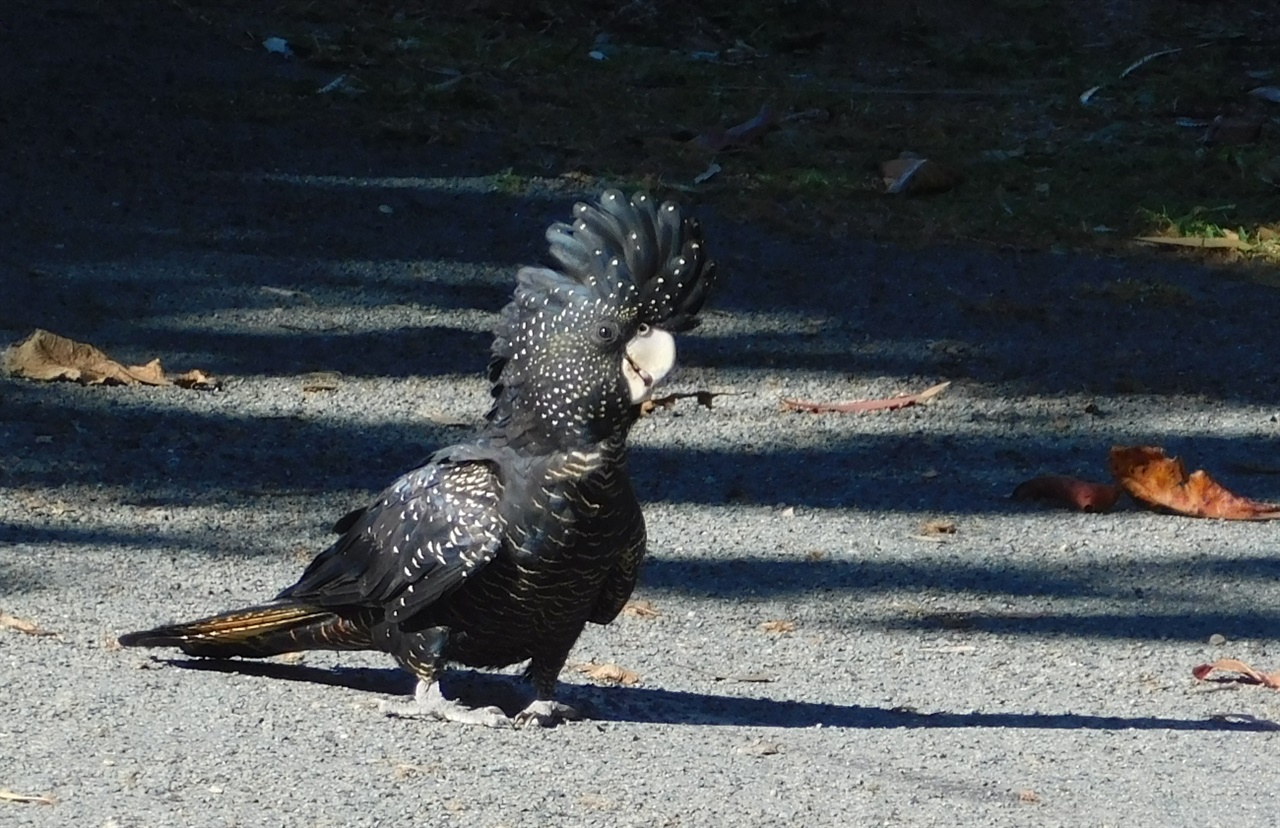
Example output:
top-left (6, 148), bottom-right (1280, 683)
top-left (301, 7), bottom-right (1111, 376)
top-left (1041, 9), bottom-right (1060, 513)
top-left (381, 680), bottom-right (512, 728)
top-left (514, 699), bottom-right (580, 728)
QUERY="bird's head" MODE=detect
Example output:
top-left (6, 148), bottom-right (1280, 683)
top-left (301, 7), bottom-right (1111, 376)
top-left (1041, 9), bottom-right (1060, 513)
top-left (488, 190), bottom-right (717, 449)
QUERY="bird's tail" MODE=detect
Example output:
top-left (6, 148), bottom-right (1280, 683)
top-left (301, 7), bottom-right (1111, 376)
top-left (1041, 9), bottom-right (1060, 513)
top-left (117, 601), bottom-right (376, 659)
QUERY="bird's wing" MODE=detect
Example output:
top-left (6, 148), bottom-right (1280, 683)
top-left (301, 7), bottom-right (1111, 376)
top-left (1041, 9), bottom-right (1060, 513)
top-left (278, 458), bottom-right (505, 624)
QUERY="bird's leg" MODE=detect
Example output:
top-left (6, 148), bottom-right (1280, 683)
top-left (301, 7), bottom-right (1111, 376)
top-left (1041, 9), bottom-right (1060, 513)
top-left (381, 628), bottom-right (511, 727)
top-left (514, 651), bottom-right (581, 728)
top-left (381, 679), bottom-right (513, 728)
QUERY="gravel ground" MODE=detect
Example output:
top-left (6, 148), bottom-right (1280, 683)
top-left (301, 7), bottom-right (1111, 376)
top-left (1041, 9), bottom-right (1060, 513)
top-left (4, 2), bottom-right (1280, 826)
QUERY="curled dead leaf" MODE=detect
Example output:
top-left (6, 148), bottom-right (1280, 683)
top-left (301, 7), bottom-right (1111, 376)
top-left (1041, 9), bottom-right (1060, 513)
top-left (1012, 475), bottom-right (1122, 513)
top-left (4, 329), bottom-right (168, 385)
top-left (573, 662), bottom-right (640, 685)
top-left (1192, 658), bottom-right (1280, 689)
top-left (782, 381), bottom-right (950, 414)
top-left (1109, 446), bottom-right (1280, 520)
top-left (4, 329), bottom-right (213, 390)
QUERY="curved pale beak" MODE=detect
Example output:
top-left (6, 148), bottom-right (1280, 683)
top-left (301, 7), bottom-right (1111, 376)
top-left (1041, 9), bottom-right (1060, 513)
top-left (622, 327), bottom-right (676, 403)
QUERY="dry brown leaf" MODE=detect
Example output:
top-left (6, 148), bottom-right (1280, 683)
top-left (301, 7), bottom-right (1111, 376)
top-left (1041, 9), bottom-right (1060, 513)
top-left (4, 329), bottom-right (212, 390)
top-left (1109, 446), bottom-right (1280, 520)
top-left (1202, 115), bottom-right (1263, 146)
top-left (880, 156), bottom-right (962, 195)
top-left (573, 662), bottom-right (640, 685)
top-left (1135, 234), bottom-right (1253, 251)
top-left (621, 599), bottom-right (660, 619)
top-left (759, 619), bottom-right (796, 634)
top-left (782, 381), bottom-right (950, 414)
top-left (1012, 475), bottom-right (1122, 513)
top-left (172, 369), bottom-right (221, 390)
top-left (711, 672), bottom-right (776, 683)
top-left (1192, 658), bottom-right (1280, 689)
top-left (695, 103), bottom-right (778, 152)
top-left (920, 518), bottom-right (957, 536)
top-left (301, 371), bottom-right (342, 393)
top-left (642, 390), bottom-right (724, 414)
top-left (0, 789), bottom-right (55, 805)
top-left (737, 738), bottom-right (783, 756)
top-left (3, 329), bottom-right (170, 385)
top-left (0, 611), bottom-right (56, 636)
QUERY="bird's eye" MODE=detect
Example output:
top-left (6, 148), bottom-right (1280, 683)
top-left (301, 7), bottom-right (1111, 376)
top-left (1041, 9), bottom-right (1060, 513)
top-left (636, 323), bottom-right (651, 336)
top-left (595, 322), bottom-right (619, 344)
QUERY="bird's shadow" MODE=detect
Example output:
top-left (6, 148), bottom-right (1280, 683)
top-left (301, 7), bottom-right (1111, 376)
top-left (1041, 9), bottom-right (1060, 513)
top-left (159, 657), bottom-right (1278, 732)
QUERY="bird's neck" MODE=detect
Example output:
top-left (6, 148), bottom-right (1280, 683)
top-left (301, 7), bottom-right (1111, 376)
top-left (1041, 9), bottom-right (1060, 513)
top-left (482, 401), bottom-right (636, 456)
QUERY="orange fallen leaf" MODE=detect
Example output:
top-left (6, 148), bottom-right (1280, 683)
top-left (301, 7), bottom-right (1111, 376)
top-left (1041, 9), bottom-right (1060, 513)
top-left (782, 381), bottom-right (950, 414)
top-left (572, 662), bottom-right (640, 685)
top-left (1012, 475), bottom-right (1122, 513)
top-left (1192, 658), bottom-right (1280, 689)
top-left (1109, 446), bottom-right (1280, 520)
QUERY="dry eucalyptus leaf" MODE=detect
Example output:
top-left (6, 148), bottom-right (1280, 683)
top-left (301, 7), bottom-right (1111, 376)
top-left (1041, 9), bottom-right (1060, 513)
top-left (573, 662), bottom-right (640, 685)
top-left (1012, 475), bottom-right (1122, 513)
top-left (643, 390), bottom-right (725, 414)
top-left (0, 611), bottom-right (56, 636)
top-left (737, 739), bottom-right (783, 756)
top-left (783, 381), bottom-right (950, 414)
top-left (1192, 658), bottom-right (1280, 689)
top-left (880, 156), bottom-right (961, 195)
top-left (1134, 234), bottom-right (1253, 251)
top-left (172, 369), bottom-right (221, 390)
top-left (0, 789), bottom-right (55, 805)
top-left (301, 371), bottom-right (342, 393)
top-left (920, 518), bottom-right (957, 536)
top-left (621, 599), bottom-right (660, 619)
top-left (1249, 86), bottom-right (1280, 104)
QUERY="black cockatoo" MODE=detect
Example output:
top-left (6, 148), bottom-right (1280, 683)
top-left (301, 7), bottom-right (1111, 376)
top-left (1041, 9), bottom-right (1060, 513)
top-left (119, 190), bottom-right (718, 727)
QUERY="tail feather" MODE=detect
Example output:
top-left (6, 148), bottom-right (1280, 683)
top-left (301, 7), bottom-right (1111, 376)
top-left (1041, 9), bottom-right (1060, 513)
top-left (118, 601), bottom-right (376, 658)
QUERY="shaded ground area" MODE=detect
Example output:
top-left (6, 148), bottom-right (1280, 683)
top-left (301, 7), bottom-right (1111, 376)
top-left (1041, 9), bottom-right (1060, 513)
top-left (3, 2), bottom-right (1280, 826)
top-left (163, 0), bottom-right (1280, 259)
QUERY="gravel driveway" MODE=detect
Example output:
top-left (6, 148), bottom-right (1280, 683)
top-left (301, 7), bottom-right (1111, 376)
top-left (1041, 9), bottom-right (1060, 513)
top-left (3, 2), bottom-right (1280, 826)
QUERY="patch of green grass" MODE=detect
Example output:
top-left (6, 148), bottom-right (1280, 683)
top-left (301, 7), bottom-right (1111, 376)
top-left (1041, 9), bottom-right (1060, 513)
top-left (174, 0), bottom-right (1280, 265)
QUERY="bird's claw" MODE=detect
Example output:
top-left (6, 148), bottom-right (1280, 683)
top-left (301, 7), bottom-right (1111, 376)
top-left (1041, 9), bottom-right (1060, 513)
top-left (381, 680), bottom-right (513, 728)
top-left (514, 699), bottom-right (580, 728)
